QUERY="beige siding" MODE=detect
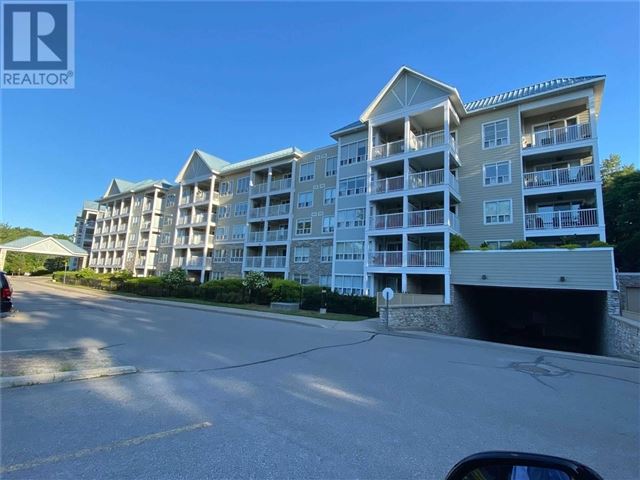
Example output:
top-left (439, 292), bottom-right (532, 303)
top-left (457, 106), bottom-right (524, 247)
top-left (521, 106), bottom-right (590, 138)
top-left (451, 249), bottom-right (616, 291)
top-left (370, 72), bottom-right (449, 118)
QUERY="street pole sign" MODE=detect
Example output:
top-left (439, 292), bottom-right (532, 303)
top-left (382, 287), bottom-right (394, 329)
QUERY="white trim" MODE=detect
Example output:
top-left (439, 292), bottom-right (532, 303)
top-left (298, 161), bottom-right (316, 183)
top-left (483, 199), bottom-right (514, 225)
top-left (482, 160), bottom-right (512, 187)
top-left (483, 239), bottom-right (514, 250)
top-left (453, 247), bottom-right (614, 254)
top-left (297, 191), bottom-right (314, 209)
top-left (481, 118), bottom-right (510, 150)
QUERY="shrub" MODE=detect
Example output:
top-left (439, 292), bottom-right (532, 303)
top-left (200, 279), bottom-right (246, 303)
top-left (242, 271), bottom-right (271, 302)
top-left (122, 277), bottom-right (166, 296)
top-left (558, 244), bottom-right (581, 250)
top-left (479, 241), bottom-right (490, 251)
top-left (588, 240), bottom-right (611, 248)
top-left (162, 268), bottom-right (188, 288)
top-left (505, 240), bottom-right (538, 250)
top-left (325, 291), bottom-right (377, 317)
top-left (270, 279), bottom-right (302, 303)
top-left (450, 234), bottom-right (470, 252)
top-left (301, 285), bottom-right (323, 311)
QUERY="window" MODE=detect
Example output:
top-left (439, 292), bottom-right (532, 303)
top-left (299, 162), bottom-right (315, 182)
top-left (132, 216), bottom-right (139, 224)
top-left (338, 176), bottom-right (367, 197)
top-left (484, 200), bottom-right (512, 224)
top-left (484, 239), bottom-right (513, 250)
top-left (236, 177), bottom-right (249, 194)
top-left (126, 251), bottom-right (134, 260)
top-left (234, 202), bottom-right (248, 217)
top-left (220, 181), bottom-right (233, 196)
top-left (484, 161), bottom-right (511, 186)
top-left (335, 241), bottom-right (364, 261)
top-left (483, 119), bottom-right (509, 149)
top-left (296, 219), bottom-right (311, 235)
top-left (215, 226), bottom-right (228, 240)
top-left (334, 275), bottom-right (363, 295)
top-left (161, 233), bottom-right (171, 245)
top-left (321, 245), bottom-right (333, 263)
top-left (218, 205), bottom-right (230, 219)
top-left (230, 248), bottom-right (244, 263)
top-left (337, 208), bottom-right (365, 228)
top-left (319, 275), bottom-right (331, 287)
top-left (322, 216), bottom-right (334, 234)
top-left (340, 140), bottom-right (367, 166)
top-left (323, 187), bottom-right (336, 205)
top-left (292, 273), bottom-right (310, 285)
top-left (325, 156), bottom-right (337, 177)
top-left (213, 249), bottom-right (226, 262)
top-left (232, 224), bottom-right (246, 240)
top-left (134, 196), bottom-right (142, 207)
top-left (160, 253), bottom-right (168, 263)
top-left (298, 191), bottom-right (313, 208)
top-left (212, 272), bottom-right (224, 280)
top-left (129, 233), bottom-right (137, 242)
top-left (163, 216), bottom-right (173, 226)
top-left (166, 194), bottom-right (176, 207)
top-left (294, 246), bottom-right (310, 263)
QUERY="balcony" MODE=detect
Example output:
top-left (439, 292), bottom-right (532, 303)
top-left (523, 165), bottom-right (595, 190)
top-left (408, 209), bottom-right (446, 228)
top-left (264, 256), bottom-right (286, 269)
top-left (141, 221), bottom-right (152, 230)
top-left (369, 250), bottom-right (445, 268)
top-left (245, 257), bottom-right (262, 268)
top-left (177, 216), bottom-right (191, 226)
top-left (251, 183), bottom-right (268, 196)
top-left (372, 139), bottom-right (404, 160)
top-left (142, 204), bottom-right (152, 212)
top-left (267, 203), bottom-right (290, 217)
top-left (265, 230), bottom-right (288, 242)
top-left (175, 237), bottom-right (188, 246)
top-left (172, 258), bottom-right (186, 268)
top-left (525, 208), bottom-right (599, 233)
top-left (247, 231), bottom-right (264, 243)
top-left (249, 207), bottom-right (266, 219)
top-left (370, 212), bottom-right (403, 231)
top-left (136, 259), bottom-right (147, 267)
top-left (186, 257), bottom-right (204, 268)
top-left (270, 178), bottom-right (292, 192)
top-left (116, 241), bottom-right (125, 248)
top-left (522, 123), bottom-right (592, 150)
top-left (369, 251), bottom-right (402, 267)
top-left (192, 214), bottom-right (207, 224)
top-left (118, 225), bottom-right (127, 232)
top-left (372, 175), bottom-right (404, 195)
top-left (120, 208), bottom-right (129, 216)
top-left (179, 196), bottom-right (192, 205)
top-left (194, 192), bottom-right (210, 204)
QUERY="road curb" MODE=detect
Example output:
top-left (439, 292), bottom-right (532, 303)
top-left (0, 366), bottom-right (137, 389)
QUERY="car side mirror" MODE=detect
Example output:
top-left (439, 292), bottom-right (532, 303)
top-left (445, 452), bottom-right (603, 480)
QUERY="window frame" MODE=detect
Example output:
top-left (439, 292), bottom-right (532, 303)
top-left (297, 191), bottom-right (313, 208)
top-left (484, 239), bottom-right (514, 250)
top-left (325, 156), bottom-right (337, 177)
top-left (323, 187), bottom-right (336, 205)
top-left (299, 162), bottom-right (316, 182)
top-left (483, 199), bottom-right (513, 225)
top-left (482, 119), bottom-right (510, 150)
top-left (236, 176), bottom-right (250, 194)
top-left (294, 246), bottom-right (310, 263)
top-left (296, 218), bottom-right (312, 235)
top-left (320, 245), bottom-right (333, 263)
top-left (322, 215), bottom-right (335, 234)
top-left (483, 160), bottom-right (512, 186)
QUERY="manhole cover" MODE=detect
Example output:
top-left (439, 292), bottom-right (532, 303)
top-left (512, 362), bottom-right (566, 376)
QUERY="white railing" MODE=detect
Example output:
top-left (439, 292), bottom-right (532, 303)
top-left (247, 231), bottom-right (264, 243)
top-left (407, 250), bottom-right (445, 267)
top-left (251, 183), bottom-right (268, 195)
top-left (249, 207), bottom-right (266, 219)
top-left (193, 214), bottom-right (206, 224)
top-left (118, 225), bottom-right (126, 232)
top-left (523, 164), bottom-right (595, 189)
top-left (116, 241), bottom-right (124, 248)
top-left (191, 236), bottom-right (205, 245)
top-left (267, 203), bottom-right (290, 216)
top-left (180, 196), bottom-right (192, 205)
top-left (139, 240), bottom-right (149, 248)
top-left (408, 169), bottom-right (445, 189)
top-left (525, 208), bottom-right (599, 231)
top-left (141, 221), bottom-right (151, 230)
top-left (142, 204), bottom-right (152, 212)
top-left (408, 209), bottom-right (445, 228)
top-left (373, 175), bottom-right (404, 194)
top-left (409, 130), bottom-right (445, 152)
top-left (194, 192), bottom-right (209, 203)
top-left (264, 256), bottom-right (286, 268)
top-left (449, 212), bottom-right (460, 232)
top-left (245, 257), bottom-right (263, 268)
top-left (187, 257), bottom-right (204, 268)
top-left (136, 259), bottom-right (146, 267)
top-left (120, 208), bottom-right (129, 216)
top-left (175, 237), bottom-right (188, 245)
top-left (369, 251), bottom-right (402, 267)
top-left (524, 123), bottom-right (592, 149)
top-left (449, 173), bottom-right (459, 193)
top-left (107, 243), bottom-right (114, 249)
top-left (270, 178), bottom-right (292, 192)
top-left (371, 212), bottom-right (404, 230)
top-left (266, 230), bottom-right (288, 242)
top-left (177, 216), bottom-right (191, 225)
top-left (205, 257), bottom-right (213, 267)
top-left (98, 259), bottom-right (105, 265)
top-left (372, 139), bottom-right (404, 160)
top-left (172, 258), bottom-right (185, 267)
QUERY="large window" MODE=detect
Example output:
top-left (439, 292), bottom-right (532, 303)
top-left (325, 156), bottom-right (337, 177)
top-left (215, 226), bottom-right (228, 240)
top-left (334, 275), bottom-right (363, 295)
top-left (299, 162), bottom-right (315, 182)
top-left (324, 187), bottom-right (336, 205)
top-left (482, 119), bottom-right (509, 149)
top-left (338, 176), bottom-right (367, 197)
top-left (166, 194), bottom-right (176, 207)
top-left (294, 246), bottom-right (310, 263)
top-left (220, 181), bottom-right (233, 196)
top-left (236, 177), bottom-right (249, 194)
top-left (484, 161), bottom-right (511, 186)
top-left (296, 219), bottom-right (311, 235)
top-left (292, 273), bottom-right (310, 285)
top-left (319, 275), bottom-right (331, 287)
top-left (213, 249), bottom-right (226, 262)
top-left (234, 202), bottom-right (248, 217)
top-left (484, 239), bottom-right (513, 250)
top-left (218, 205), bottom-right (230, 219)
top-left (298, 191), bottom-right (313, 208)
top-left (337, 208), bottom-right (365, 228)
top-left (230, 248), bottom-right (244, 263)
top-left (335, 241), bottom-right (364, 261)
top-left (484, 199), bottom-right (512, 224)
top-left (160, 253), bottom-right (168, 263)
top-left (231, 224), bottom-right (246, 240)
top-left (161, 233), bottom-right (171, 245)
top-left (163, 215), bottom-right (173, 226)
top-left (322, 216), bottom-right (334, 234)
top-left (340, 140), bottom-right (367, 166)
top-left (321, 245), bottom-right (333, 263)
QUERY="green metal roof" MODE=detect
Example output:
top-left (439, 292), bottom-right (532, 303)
top-left (220, 147), bottom-right (304, 174)
top-left (194, 149), bottom-right (229, 172)
top-left (0, 236), bottom-right (88, 256)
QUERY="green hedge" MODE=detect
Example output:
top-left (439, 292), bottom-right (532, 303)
top-left (200, 279), bottom-right (246, 304)
top-left (270, 279), bottom-right (302, 303)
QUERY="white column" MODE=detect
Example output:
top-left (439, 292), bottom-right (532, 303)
top-left (401, 273), bottom-right (407, 294)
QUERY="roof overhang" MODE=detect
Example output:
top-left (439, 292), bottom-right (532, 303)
top-left (0, 237), bottom-right (88, 257)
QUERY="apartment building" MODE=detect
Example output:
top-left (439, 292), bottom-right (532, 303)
top-left (69, 200), bottom-right (100, 270)
top-left (86, 66), bottom-right (611, 304)
top-left (89, 178), bottom-right (172, 275)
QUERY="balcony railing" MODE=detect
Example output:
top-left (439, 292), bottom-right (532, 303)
top-left (177, 216), bottom-right (191, 226)
top-left (136, 259), bottom-right (146, 267)
top-left (369, 251), bottom-right (402, 267)
top-left (116, 241), bottom-right (125, 248)
top-left (525, 208), bottom-right (598, 231)
top-left (408, 209), bottom-right (445, 228)
top-left (142, 204), bottom-right (152, 212)
top-left (141, 221), bottom-right (151, 230)
top-left (118, 225), bottom-right (127, 232)
top-left (249, 207), bottom-right (266, 219)
top-left (523, 164), bottom-right (595, 189)
top-left (251, 183), bottom-right (268, 196)
top-left (523, 123), bottom-right (592, 149)
top-left (371, 212), bottom-right (404, 230)
top-left (408, 169), bottom-right (444, 189)
top-left (267, 203), bottom-right (290, 217)
top-left (409, 130), bottom-right (445, 151)
top-left (187, 257), bottom-right (204, 268)
top-left (120, 208), bottom-right (129, 216)
top-left (175, 237), bottom-right (188, 245)
top-left (172, 258), bottom-right (185, 268)
top-left (193, 214), bottom-right (206, 224)
top-left (179, 196), bottom-right (192, 205)
top-left (372, 139), bottom-right (404, 160)
top-left (245, 256), bottom-right (263, 268)
top-left (194, 192), bottom-right (210, 203)
top-left (264, 256), bottom-right (286, 268)
top-left (373, 175), bottom-right (404, 195)
top-left (265, 230), bottom-right (288, 242)
top-left (407, 250), bottom-right (445, 268)
top-left (270, 178), bottom-right (292, 192)
top-left (247, 231), bottom-right (264, 243)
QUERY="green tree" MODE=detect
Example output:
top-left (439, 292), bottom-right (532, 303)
top-left (162, 268), bottom-right (188, 288)
top-left (44, 257), bottom-right (67, 272)
top-left (601, 156), bottom-right (639, 271)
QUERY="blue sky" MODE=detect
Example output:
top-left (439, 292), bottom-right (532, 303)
top-left (1, 1), bottom-right (638, 234)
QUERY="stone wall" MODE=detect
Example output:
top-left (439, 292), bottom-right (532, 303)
top-left (602, 314), bottom-right (640, 361)
top-left (289, 239), bottom-right (332, 284)
top-left (618, 273), bottom-right (640, 317)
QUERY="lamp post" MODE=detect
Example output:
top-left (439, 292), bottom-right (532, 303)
top-left (320, 288), bottom-right (327, 314)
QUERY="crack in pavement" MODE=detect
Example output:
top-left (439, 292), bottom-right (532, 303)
top-left (138, 333), bottom-right (379, 375)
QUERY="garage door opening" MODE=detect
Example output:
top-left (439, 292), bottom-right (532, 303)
top-left (455, 285), bottom-right (606, 355)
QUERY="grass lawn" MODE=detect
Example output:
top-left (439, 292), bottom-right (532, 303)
top-left (51, 281), bottom-right (369, 322)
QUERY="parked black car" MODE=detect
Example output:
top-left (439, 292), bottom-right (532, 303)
top-left (0, 271), bottom-right (13, 313)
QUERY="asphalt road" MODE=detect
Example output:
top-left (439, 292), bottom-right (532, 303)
top-left (1, 277), bottom-right (638, 479)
